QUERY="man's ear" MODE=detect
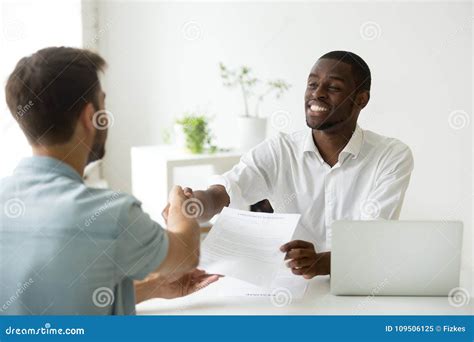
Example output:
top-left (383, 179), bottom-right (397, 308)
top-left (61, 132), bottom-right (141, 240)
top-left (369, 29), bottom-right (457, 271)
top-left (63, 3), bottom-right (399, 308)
top-left (78, 103), bottom-right (96, 133)
top-left (356, 91), bottom-right (370, 110)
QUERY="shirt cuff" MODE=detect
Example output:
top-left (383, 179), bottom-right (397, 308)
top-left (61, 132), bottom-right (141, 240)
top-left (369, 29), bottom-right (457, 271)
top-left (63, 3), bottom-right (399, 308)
top-left (208, 174), bottom-right (230, 193)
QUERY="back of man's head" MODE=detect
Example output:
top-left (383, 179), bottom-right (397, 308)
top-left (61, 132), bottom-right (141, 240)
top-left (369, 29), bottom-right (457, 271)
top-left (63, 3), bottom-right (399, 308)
top-left (5, 47), bottom-right (107, 146)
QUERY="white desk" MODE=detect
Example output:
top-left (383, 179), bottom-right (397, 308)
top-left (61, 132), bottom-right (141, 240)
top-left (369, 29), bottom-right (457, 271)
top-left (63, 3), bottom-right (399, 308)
top-left (137, 276), bottom-right (473, 315)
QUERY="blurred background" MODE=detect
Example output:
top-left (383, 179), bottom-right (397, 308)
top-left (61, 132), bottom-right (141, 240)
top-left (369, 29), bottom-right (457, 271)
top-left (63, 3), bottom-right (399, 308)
top-left (1, 0), bottom-right (472, 294)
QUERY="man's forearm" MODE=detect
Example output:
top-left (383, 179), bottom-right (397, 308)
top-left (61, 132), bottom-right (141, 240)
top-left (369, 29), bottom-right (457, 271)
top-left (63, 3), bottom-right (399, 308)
top-left (193, 185), bottom-right (230, 222)
top-left (156, 191), bottom-right (201, 277)
top-left (134, 274), bottom-right (173, 304)
top-left (134, 277), bottom-right (159, 304)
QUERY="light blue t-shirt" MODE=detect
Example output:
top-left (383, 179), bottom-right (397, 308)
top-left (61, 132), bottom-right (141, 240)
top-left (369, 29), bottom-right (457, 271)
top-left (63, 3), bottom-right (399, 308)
top-left (0, 156), bottom-right (168, 315)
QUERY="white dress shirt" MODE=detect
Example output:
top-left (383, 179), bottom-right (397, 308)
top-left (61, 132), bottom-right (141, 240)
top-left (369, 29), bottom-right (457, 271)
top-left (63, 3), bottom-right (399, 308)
top-left (213, 125), bottom-right (414, 252)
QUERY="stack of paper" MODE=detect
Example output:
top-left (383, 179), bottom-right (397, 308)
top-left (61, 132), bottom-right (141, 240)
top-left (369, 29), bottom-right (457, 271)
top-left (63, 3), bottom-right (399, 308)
top-left (199, 208), bottom-right (308, 298)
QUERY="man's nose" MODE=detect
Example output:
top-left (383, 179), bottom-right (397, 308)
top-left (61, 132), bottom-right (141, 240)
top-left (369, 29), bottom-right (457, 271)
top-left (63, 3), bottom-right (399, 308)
top-left (313, 85), bottom-right (327, 99)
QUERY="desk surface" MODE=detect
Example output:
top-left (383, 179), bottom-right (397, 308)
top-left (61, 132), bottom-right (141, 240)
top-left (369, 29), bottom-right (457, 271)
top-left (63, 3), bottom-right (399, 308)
top-left (137, 276), bottom-right (473, 315)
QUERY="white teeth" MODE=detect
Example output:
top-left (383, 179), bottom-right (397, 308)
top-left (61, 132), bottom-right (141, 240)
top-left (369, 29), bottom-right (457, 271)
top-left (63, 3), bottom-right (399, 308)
top-left (310, 104), bottom-right (328, 112)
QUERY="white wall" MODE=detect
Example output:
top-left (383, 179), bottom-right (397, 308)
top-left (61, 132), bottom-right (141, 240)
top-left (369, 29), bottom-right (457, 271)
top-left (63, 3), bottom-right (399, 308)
top-left (0, 0), bottom-right (82, 178)
top-left (96, 1), bottom-right (472, 292)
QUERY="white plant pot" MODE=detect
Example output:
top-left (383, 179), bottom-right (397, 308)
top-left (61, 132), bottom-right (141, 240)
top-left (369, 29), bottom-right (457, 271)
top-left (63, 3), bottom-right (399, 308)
top-left (237, 116), bottom-right (267, 152)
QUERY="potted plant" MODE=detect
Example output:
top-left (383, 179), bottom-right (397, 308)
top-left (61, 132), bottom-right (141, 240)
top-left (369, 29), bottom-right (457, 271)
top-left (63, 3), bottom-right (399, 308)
top-left (219, 62), bottom-right (290, 151)
top-left (175, 112), bottom-right (217, 154)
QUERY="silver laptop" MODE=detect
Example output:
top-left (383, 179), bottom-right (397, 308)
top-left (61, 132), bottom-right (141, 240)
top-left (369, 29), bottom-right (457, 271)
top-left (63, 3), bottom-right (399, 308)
top-left (330, 220), bottom-right (463, 296)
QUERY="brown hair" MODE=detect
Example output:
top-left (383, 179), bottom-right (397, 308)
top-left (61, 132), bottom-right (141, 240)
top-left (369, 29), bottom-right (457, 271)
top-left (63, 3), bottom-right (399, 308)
top-left (5, 46), bottom-right (107, 145)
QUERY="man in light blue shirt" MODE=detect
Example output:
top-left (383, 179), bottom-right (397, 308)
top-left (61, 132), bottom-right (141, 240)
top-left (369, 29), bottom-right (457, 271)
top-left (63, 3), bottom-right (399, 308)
top-left (0, 47), bottom-right (218, 315)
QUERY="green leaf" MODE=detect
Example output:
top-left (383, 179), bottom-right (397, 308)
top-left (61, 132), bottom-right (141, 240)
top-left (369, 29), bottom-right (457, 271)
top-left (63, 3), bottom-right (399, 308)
top-left (176, 112), bottom-right (216, 154)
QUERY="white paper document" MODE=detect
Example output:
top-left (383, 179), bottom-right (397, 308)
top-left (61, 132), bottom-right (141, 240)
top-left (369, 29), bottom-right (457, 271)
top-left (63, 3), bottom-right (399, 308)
top-left (215, 266), bottom-right (309, 300)
top-left (199, 207), bottom-right (301, 289)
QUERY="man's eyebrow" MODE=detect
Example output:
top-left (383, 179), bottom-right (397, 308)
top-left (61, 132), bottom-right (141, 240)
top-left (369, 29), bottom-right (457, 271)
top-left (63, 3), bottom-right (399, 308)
top-left (308, 73), bottom-right (346, 83)
top-left (328, 75), bottom-right (346, 82)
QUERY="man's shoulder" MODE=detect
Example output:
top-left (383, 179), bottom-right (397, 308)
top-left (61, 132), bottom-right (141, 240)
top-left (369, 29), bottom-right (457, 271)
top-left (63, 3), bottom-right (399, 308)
top-left (274, 129), bottom-right (307, 143)
top-left (362, 128), bottom-right (414, 166)
top-left (73, 187), bottom-right (145, 233)
top-left (363, 129), bottom-right (411, 154)
top-left (80, 187), bottom-right (141, 212)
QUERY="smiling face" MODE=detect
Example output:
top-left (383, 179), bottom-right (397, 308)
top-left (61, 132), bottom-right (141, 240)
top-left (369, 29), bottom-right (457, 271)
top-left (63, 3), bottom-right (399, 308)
top-left (305, 58), bottom-right (366, 132)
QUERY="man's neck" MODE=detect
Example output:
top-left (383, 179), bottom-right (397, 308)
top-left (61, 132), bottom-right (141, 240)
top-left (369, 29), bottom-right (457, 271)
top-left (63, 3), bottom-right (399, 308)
top-left (32, 143), bottom-right (87, 177)
top-left (312, 122), bottom-right (357, 167)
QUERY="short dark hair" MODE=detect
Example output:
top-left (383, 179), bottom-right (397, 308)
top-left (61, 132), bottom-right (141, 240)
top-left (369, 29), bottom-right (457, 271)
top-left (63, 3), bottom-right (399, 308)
top-left (319, 50), bottom-right (371, 92)
top-left (5, 46), bottom-right (107, 145)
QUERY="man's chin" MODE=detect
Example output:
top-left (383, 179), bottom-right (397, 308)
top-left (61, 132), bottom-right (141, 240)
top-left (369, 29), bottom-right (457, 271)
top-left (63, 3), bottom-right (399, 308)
top-left (306, 117), bottom-right (332, 131)
top-left (306, 117), bottom-right (346, 132)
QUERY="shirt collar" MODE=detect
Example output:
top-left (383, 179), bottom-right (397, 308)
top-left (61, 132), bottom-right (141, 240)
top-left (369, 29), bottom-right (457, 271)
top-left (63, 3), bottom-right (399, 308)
top-left (303, 124), bottom-right (364, 163)
top-left (15, 156), bottom-right (83, 183)
top-left (339, 124), bottom-right (364, 160)
top-left (303, 130), bottom-right (324, 163)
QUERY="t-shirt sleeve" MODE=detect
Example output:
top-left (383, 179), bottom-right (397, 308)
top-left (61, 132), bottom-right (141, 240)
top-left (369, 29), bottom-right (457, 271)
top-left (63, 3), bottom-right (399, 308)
top-left (115, 200), bottom-right (169, 280)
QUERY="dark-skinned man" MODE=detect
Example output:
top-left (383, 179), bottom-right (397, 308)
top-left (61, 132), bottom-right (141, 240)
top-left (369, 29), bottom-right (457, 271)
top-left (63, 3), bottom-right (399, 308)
top-left (164, 50), bottom-right (414, 280)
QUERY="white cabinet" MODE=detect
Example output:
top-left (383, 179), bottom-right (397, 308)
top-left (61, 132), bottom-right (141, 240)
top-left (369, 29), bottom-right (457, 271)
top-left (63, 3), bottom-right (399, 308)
top-left (131, 145), bottom-right (241, 224)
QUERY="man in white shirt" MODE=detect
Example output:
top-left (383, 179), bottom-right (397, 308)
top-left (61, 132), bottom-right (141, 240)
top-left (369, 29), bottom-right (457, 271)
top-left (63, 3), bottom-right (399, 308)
top-left (167, 51), bottom-right (414, 280)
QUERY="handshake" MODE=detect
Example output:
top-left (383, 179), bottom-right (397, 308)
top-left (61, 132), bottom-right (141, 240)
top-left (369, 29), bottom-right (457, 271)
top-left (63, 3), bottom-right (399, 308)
top-left (161, 185), bottom-right (228, 223)
top-left (161, 186), bottom-right (199, 223)
top-left (165, 184), bottom-right (331, 278)
top-left (136, 184), bottom-right (331, 304)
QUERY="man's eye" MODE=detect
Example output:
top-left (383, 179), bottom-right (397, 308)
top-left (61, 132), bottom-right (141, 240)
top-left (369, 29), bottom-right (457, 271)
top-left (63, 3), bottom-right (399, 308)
top-left (328, 86), bottom-right (340, 91)
top-left (308, 83), bottom-right (317, 88)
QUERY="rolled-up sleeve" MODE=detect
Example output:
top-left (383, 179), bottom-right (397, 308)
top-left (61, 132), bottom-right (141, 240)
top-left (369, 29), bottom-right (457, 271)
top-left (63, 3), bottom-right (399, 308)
top-left (210, 138), bottom-right (279, 208)
top-left (115, 200), bottom-right (169, 280)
